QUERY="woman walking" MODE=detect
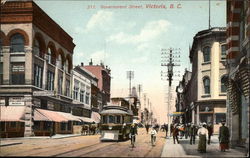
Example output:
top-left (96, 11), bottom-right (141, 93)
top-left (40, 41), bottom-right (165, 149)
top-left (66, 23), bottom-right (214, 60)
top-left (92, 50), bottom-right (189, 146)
top-left (219, 120), bottom-right (230, 152)
top-left (197, 123), bottom-right (208, 153)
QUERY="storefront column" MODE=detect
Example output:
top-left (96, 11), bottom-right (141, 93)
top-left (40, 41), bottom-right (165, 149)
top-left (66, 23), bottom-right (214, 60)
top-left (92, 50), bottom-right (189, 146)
top-left (25, 47), bottom-right (33, 85)
top-left (24, 95), bottom-right (34, 137)
top-left (196, 105), bottom-right (200, 125)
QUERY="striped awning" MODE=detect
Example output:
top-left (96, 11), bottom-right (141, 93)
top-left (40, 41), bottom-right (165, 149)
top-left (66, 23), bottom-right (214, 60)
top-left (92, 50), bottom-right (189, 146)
top-left (36, 109), bottom-right (68, 122)
top-left (0, 106), bottom-right (25, 122)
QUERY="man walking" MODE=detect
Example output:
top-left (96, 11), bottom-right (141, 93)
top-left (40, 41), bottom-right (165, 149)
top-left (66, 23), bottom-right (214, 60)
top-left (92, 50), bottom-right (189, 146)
top-left (207, 122), bottom-right (213, 145)
top-left (172, 124), bottom-right (179, 144)
top-left (189, 123), bottom-right (196, 145)
top-left (219, 120), bottom-right (229, 152)
top-left (164, 123), bottom-right (168, 138)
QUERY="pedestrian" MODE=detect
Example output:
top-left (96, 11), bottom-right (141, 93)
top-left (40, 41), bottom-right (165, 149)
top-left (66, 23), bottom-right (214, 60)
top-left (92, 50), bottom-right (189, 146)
top-left (184, 123), bottom-right (189, 139)
top-left (189, 123), bottom-right (196, 145)
top-left (207, 122), bottom-right (213, 145)
top-left (165, 123), bottom-right (168, 138)
top-left (170, 123), bottom-right (174, 137)
top-left (172, 124), bottom-right (179, 144)
top-left (219, 120), bottom-right (230, 152)
top-left (197, 122), bottom-right (209, 153)
top-left (145, 123), bottom-right (149, 134)
top-left (130, 123), bottom-right (138, 145)
top-left (150, 126), bottom-right (157, 146)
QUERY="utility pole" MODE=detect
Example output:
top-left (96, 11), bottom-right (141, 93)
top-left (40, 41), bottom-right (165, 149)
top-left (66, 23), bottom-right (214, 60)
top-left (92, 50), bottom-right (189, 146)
top-left (126, 71), bottom-right (134, 96)
top-left (161, 48), bottom-right (181, 137)
top-left (209, 0), bottom-right (211, 29)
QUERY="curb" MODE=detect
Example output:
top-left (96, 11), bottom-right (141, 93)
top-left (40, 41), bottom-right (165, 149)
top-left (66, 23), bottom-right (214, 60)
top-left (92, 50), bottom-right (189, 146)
top-left (0, 142), bottom-right (23, 147)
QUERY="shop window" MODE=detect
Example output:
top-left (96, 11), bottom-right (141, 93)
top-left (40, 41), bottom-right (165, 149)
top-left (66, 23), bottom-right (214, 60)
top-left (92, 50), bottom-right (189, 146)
top-left (34, 64), bottom-right (43, 88)
top-left (10, 33), bottom-right (24, 53)
top-left (10, 122), bottom-right (16, 128)
top-left (203, 46), bottom-right (211, 62)
top-left (34, 121), bottom-right (40, 130)
top-left (0, 63), bottom-right (3, 85)
top-left (43, 122), bottom-right (50, 131)
top-left (11, 62), bottom-right (25, 85)
top-left (67, 121), bottom-right (71, 131)
top-left (61, 123), bottom-right (67, 131)
top-left (47, 71), bottom-right (54, 91)
top-left (203, 77), bottom-right (210, 94)
top-left (215, 113), bottom-right (226, 124)
top-left (1, 122), bottom-right (5, 131)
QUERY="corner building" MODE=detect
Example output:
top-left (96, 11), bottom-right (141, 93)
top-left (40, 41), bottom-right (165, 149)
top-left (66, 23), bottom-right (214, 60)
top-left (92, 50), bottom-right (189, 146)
top-left (0, 1), bottom-right (76, 137)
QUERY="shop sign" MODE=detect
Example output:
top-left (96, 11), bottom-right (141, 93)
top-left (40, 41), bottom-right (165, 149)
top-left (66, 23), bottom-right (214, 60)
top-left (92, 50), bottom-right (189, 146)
top-left (0, 98), bottom-right (5, 106)
top-left (33, 91), bottom-right (55, 96)
top-left (9, 97), bottom-right (25, 106)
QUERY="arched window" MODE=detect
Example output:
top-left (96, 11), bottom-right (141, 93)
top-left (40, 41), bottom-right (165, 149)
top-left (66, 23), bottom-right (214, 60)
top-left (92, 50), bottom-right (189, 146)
top-left (47, 48), bottom-right (52, 64)
top-left (221, 75), bottom-right (227, 93)
top-left (203, 46), bottom-right (211, 62)
top-left (65, 59), bottom-right (69, 73)
top-left (10, 33), bottom-right (25, 53)
top-left (203, 77), bottom-right (210, 94)
top-left (33, 39), bottom-right (40, 57)
top-left (58, 54), bottom-right (64, 70)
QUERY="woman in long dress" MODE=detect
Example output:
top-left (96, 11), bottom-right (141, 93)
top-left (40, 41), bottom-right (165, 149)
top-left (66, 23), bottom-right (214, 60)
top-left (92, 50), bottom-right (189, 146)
top-left (197, 123), bottom-right (208, 153)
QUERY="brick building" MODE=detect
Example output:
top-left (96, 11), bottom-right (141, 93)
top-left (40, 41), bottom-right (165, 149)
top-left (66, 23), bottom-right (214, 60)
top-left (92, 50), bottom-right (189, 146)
top-left (226, 0), bottom-right (249, 152)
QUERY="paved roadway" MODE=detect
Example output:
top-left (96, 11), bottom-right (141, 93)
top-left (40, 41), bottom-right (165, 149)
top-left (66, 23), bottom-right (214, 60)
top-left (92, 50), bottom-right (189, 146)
top-left (0, 128), bottom-right (166, 157)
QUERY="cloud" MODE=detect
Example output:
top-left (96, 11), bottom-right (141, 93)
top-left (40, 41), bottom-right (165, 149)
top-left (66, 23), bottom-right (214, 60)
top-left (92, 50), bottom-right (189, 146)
top-left (107, 20), bottom-right (171, 44)
top-left (85, 10), bottom-right (114, 31)
top-left (89, 50), bottom-right (109, 63)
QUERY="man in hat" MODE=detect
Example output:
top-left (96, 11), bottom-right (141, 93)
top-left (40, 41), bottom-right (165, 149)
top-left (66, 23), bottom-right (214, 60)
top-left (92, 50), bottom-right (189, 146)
top-left (189, 123), bottom-right (197, 145)
top-left (130, 123), bottom-right (138, 146)
top-left (197, 122), bottom-right (208, 153)
top-left (219, 120), bottom-right (229, 152)
top-left (207, 122), bottom-right (213, 145)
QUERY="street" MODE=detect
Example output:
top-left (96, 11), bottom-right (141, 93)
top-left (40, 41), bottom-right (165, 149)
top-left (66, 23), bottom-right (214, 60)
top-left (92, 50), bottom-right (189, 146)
top-left (0, 128), bottom-right (166, 157)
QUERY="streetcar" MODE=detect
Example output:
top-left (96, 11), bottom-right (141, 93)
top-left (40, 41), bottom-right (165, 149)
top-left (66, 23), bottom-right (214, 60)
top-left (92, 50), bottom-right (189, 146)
top-left (99, 105), bottom-right (133, 141)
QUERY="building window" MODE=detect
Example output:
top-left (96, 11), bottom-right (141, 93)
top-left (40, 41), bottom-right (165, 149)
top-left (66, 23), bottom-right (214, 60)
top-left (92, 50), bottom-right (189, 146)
top-left (47, 71), bottom-right (54, 91)
top-left (0, 63), bottom-right (3, 85)
top-left (33, 39), bottom-right (40, 57)
top-left (58, 54), bottom-right (64, 70)
top-left (73, 80), bottom-right (79, 100)
top-left (85, 92), bottom-right (90, 105)
top-left (34, 64), bottom-right (43, 88)
top-left (221, 44), bottom-right (226, 60)
top-left (11, 62), bottom-right (25, 85)
top-left (65, 60), bottom-right (69, 73)
top-left (221, 75), bottom-right (227, 93)
top-left (58, 76), bottom-right (63, 95)
top-left (10, 33), bottom-right (25, 53)
top-left (34, 121), bottom-right (40, 130)
top-left (203, 46), bottom-right (211, 62)
top-left (203, 77), bottom-right (210, 94)
top-left (108, 115), bottom-right (115, 123)
top-left (80, 90), bottom-right (84, 103)
top-left (47, 48), bottom-right (52, 64)
top-left (66, 79), bottom-right (70, 97)
top-left (215, 113), bottom-right (226, 124)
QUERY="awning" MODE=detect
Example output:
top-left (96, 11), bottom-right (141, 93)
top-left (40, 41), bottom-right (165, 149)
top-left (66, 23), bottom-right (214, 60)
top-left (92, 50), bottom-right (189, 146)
top-left (0, 106), bottom-right (25, 122)
top-left (56, 111), bottom-right (80, 122)
top-left (78, 117), bottom-right (95, 123)
top-left (34, 109), bottom-right (52, 121)
top-left (91, 111), bottom-right (100, 123)
top-left (36, 109), bottom-right (68, 122)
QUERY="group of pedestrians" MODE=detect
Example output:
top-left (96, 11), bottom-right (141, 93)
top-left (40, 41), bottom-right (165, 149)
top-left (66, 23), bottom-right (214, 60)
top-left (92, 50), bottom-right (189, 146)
top-left (168, 120), bottom-right (230, 153)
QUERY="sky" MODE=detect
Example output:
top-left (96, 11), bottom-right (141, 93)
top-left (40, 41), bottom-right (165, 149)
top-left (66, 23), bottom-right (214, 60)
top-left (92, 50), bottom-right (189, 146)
top-left (35, 0), bottom-right (226, 124)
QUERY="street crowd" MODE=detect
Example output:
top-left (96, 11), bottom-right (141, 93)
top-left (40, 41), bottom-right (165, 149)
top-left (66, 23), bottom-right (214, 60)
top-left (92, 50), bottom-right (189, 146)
top-left (144, 120), bottom-right (230, 153)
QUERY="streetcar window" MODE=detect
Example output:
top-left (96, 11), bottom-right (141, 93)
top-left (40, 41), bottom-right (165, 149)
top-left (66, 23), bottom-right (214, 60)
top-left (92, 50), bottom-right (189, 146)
top-left (108, 115), bottom-right (115, 123)
top-left (103, 116), bottom-right (107, 124)
top-left (116, 116), bottom-right (121, 124)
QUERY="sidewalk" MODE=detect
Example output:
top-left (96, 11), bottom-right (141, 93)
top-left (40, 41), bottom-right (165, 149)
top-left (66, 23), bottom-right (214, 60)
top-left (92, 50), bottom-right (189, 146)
top-left (161, 135), bottom-right (247, 157)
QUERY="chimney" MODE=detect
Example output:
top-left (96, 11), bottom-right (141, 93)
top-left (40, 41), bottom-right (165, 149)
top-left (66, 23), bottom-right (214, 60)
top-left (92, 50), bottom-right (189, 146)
top-left (81, 62), bottom-right (84, 66)
top-left (89, 59), bottom-right (93, 65)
